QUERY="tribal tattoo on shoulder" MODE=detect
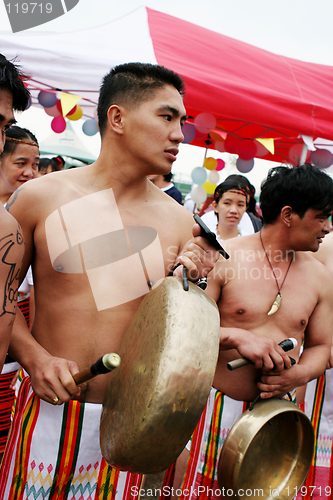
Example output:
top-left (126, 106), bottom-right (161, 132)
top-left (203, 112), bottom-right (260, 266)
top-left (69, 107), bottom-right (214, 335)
top-left (0, 224), bottom-right (24, 317)
top-left (6, 186), bottom-right (25, 212)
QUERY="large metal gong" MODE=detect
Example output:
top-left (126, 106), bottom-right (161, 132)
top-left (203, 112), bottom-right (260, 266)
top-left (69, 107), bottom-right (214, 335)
top-left (100, 276), bottom-right (220, 474)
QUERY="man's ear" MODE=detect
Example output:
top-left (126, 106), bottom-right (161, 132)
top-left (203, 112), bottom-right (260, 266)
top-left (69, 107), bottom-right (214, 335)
top-left (107, 105), bottom-right (124, 135)
top-left (281, 206), bottom-right (293, 227)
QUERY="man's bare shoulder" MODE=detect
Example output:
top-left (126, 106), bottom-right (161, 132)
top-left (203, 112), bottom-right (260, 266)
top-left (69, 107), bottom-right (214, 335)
top-left (313, 232), bottom-right (333, 269)
top-left (7, 168), bottom-right (88, 216)
top-left (0, 203), bottom-right (21, 232)
top-left (220, 233), bottom-right (257, 256)
top-left (298, 250), bottom-right (333, 294)
top-left (151, 183), bottom-right (193, 223)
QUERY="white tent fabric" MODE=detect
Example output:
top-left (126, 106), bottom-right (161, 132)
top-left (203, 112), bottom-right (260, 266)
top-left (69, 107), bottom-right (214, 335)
top-left (2, 6), bottom-right (333, 164)
top-left (39, 122), bottom-right (96, 162)
top-left (0, 7), bottom-right (156, 115)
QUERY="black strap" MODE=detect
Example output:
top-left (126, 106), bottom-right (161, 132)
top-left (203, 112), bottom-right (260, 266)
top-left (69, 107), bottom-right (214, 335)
top-left (168, 263), bottom-right (189, 291)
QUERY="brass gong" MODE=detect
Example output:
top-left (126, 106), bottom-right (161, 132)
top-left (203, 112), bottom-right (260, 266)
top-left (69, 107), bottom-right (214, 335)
top-left (218, 398), bottom-right (314, 500)
top-left (100, 276), bottom-right (221, 474)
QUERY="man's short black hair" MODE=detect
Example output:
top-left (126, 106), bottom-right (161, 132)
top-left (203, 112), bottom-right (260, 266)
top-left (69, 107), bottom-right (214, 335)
top-left (97, 62), bottom-right (185, 136)
top-left (0, 54), bottom-right (30, 111)
top-left (260, 164), bottom-right (333, 225)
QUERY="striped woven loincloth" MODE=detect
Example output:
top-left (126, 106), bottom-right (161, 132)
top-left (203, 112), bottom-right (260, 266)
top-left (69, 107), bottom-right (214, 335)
top-left (0, 296), bottom-right (30, 453)
top-left (177, 388), bottom-right (247, 500)
top-left (297, 371), bottom-right (333, 500)
top-left (0, 376), bottom-right (144, 500)
top-left (0, 370), bottom-right (16, 453)
top-left (175, 388), bottom-right (296, 500)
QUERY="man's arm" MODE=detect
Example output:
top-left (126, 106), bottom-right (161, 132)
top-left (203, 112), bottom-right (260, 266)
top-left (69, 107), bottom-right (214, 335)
top-left (6, 183), bottom-right (81, 404)
top-left (0, 207), bottom-right (24, 370)
top-left (258, 267), bottom-right (333, 398)
top-left (8, 307), bottom-right (80, 404)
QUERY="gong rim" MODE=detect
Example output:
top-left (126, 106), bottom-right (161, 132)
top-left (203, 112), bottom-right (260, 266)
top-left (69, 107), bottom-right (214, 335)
top-left (218, 398), bottom-right (314, 500)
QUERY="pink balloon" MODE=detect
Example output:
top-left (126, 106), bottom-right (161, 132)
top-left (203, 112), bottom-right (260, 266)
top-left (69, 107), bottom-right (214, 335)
top-left (255, 140), bottom-right (270, 157)
top-left (66, 105), bottom-right (77, 116)
top-left (194, 113), bottom-right (216, 133)
top-left (51, 116), bottom-right (66, 133)
top-left (215, 140), bottom-right (226, 152)
top-left (216, 158), bottom-right (225, 171)
top-left (44, 104), bottom-right (61, 117)
top-left (288, 144), bottom-right (305, 166)
top-left (224, 135), bottom-right (242, 154)
top-left (237, 139), bottom-right (257, 160)
top-left (56, 99), bottom-right (63, 115)
top-left (310, 148), bottom-right (333, 169)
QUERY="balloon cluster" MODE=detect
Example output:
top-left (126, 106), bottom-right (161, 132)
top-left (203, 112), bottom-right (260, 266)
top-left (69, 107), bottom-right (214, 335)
top-left (184, 113), bottom-right (272, 195)
top-left (37, 90), bottom-right (99, 136)
top-left (310, 148), bottom-right (333, 169)
top-left (186, 112), bottom-right (267, 204)
top-left (287, 143), bottom-right (333, 169)
top-left (189, 157), bottom-right (226, 205)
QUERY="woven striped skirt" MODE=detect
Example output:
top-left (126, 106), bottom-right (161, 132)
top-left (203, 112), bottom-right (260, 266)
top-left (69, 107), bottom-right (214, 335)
top-left (297, 371), bottom-right (333, 500)
top-left (0, 376), bottom-right (144, 500)
top-left (176, 388), bottom-right (296, 500)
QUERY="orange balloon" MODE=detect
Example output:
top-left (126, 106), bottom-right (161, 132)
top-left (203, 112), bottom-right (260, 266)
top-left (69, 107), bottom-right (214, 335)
top-left (67, 105), bottom-right (83, 121)
top-left (203, 157), bottom-right (218, 170)
top-left (209, 130), bottom-right (225, 142)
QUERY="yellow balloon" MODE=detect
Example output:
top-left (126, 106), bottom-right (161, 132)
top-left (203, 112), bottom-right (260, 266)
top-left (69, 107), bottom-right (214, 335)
top-left (202, 180), bottom-right (217, 195)
top-left (67, 105), bottom-right (83, 121)
top-left (203, 157), bottom-right (218, 171)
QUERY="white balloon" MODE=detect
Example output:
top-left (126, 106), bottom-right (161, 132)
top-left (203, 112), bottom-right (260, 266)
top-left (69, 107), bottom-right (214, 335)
top-left (208, 170), bottom-right (220, 184)
top-left (191, 186), bottom-right (207, 204)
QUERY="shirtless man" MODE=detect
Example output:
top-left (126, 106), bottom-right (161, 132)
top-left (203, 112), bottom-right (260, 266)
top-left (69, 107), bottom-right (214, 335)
top-left (176, 164), bottom-right (333, 500)
top-left (297, 230), bottom-right (333, 500)
top-left (0, 63), bottom-right (221, 499)
top-left (0, 54), bottom-right (29, 371)
top-left (211, 164), bottom-right (333, 402)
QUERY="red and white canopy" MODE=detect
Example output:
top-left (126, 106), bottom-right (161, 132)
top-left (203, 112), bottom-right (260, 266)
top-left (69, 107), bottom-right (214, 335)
top-left (1, 6), bottom-right (333, 163)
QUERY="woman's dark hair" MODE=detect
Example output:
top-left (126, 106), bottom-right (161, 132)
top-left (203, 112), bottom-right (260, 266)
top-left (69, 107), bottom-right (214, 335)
top-left (0, 126), bottom-right (38, 158)
top-left (38, 158), bottom-right (55, 174)
top-left (98, 62), bottom-right (185, 136)
top-left (260, 164), bottom-right (333, 225)
top-left (213, 177), bottom-right (249, 205)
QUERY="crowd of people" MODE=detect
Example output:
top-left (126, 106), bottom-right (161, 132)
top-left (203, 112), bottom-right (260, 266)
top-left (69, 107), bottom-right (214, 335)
top-left (0, 53), bottom-right (333, 500)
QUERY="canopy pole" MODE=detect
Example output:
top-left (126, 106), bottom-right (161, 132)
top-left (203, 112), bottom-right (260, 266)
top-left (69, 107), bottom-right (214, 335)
top-left (300, 143), bottom-right (308, 164)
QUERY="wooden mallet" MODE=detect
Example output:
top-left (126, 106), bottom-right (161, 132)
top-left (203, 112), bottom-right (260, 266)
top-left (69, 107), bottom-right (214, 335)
top-left (73, 353), bottom-right (121, 385)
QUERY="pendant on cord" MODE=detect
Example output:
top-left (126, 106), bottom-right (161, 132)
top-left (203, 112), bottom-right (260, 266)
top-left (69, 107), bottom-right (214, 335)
top-left (267, 292), bottom-right (282, 316)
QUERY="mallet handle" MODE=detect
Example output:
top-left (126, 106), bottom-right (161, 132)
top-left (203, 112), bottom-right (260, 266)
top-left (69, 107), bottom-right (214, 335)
top-left (73, 352), bottom-right (121, 385)
top-left (227, 339), bottom-right (297, 371)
